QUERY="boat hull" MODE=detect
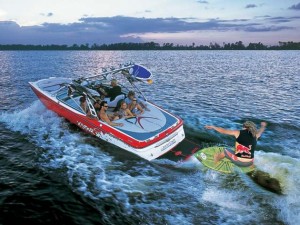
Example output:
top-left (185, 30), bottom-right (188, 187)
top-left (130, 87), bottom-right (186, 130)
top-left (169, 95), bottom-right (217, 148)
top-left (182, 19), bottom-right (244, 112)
top-left (29, 81), bottom-right (185, 161)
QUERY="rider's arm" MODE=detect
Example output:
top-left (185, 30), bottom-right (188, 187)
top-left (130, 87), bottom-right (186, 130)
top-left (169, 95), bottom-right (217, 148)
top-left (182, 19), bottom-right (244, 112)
top-left (256, 122), bottom-right (267, 139)
top-left (205, 125), bottom-right (240, 138)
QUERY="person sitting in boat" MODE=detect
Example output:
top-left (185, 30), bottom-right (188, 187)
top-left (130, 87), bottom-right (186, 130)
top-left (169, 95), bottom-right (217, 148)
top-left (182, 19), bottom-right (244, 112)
top-left (93, 99), bottom-right (101, 115)
top-left (205, 121), bottom-right (267, 167)
top-left (79, 96), bottom-right (91, 116)
top-left (125, 91), bottom-right (148, 111)
top-left (128, 98), bottom-right (144, 116)
top-left (101, 79), bottom-right (122, 101)
top-left (94, 84), bottom-right (106, 100)
top-left (99, 101), bottom-right (123, 127)
top-left (116, 101), bottom-right (134, 119)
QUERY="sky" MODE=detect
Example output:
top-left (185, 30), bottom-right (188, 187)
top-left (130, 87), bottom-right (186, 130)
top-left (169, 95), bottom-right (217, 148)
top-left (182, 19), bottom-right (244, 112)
top-left (0, 0), bottom-right (299, 46)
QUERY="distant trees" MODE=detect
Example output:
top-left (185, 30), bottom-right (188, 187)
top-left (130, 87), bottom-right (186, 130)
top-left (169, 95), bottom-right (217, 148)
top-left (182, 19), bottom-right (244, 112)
top-left (246, 42), bottom-right (266, 50)
top-left (277, 41), bottom-right (300, 50)
top-left (0, 41), bottom-right (299, 50)
top-left (223, 41), bottom-right (246, 50)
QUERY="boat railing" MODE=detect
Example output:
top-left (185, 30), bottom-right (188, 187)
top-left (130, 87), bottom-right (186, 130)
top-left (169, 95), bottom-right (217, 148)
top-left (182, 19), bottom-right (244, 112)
top-left (83, 63), bottom-right (135, 81)
top-left (73, 63), bottom-right (151, 105)
top-left (85, 95), bottom-right (98, 118)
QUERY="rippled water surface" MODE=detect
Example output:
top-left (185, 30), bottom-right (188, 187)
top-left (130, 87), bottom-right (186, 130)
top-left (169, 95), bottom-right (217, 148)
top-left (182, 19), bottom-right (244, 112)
top-left (0, 50), bottom-right (299, 225)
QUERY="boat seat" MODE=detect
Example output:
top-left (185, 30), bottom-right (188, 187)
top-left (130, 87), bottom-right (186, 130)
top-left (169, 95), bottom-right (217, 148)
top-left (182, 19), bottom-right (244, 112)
top-left (105, 94), bottom-right (126, 108)
top-left (85, 87), bottom-right (100, 96)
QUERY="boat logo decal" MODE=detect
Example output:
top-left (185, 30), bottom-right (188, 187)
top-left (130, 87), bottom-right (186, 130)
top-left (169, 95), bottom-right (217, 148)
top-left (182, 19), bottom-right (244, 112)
top-left (161, 138), bottom-right (176, 151)
top-left (126, 116), bottom-right (159, 129)
top-left (200, 152), bottom-right (207, 160)
top-left (77, 121), bottom-right (100, 135)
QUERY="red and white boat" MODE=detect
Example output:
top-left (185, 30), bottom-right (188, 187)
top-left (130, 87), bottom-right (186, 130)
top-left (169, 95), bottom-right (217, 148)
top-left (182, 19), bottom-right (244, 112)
top-left (29, 63), bottom-right (185, 161)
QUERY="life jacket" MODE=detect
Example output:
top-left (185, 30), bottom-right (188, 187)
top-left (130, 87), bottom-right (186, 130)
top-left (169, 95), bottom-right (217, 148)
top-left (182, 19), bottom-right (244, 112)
top-left (235, 130), bottom-right (257, 159)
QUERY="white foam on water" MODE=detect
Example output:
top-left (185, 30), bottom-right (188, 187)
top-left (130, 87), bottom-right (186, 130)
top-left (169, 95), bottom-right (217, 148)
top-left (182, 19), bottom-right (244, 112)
top-left (201, 187), bottom-right (265, 225)
top-left (1, 102), bottom-right (196, 224)
top-left (202, 188), bottom-right (248, 210)
top-left (177, 155), bottom-right (204, 169)
top-left (1, 102), bottom-right (299, 224)
top-left (255, 151), bottom-right (300, 225)
top-left (1, 102), bottom-right (112, 194)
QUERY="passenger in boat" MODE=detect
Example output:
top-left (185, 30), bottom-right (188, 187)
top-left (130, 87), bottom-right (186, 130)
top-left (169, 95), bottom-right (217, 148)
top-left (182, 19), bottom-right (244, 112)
top-left (99, 101), bottom-right (123, 127)
top-left (117, 101), bottom-right (134, 119)
top-left (94, 85), bottom-right (106, 100)
top-left (102, 79), bottom-right (122, 101)
top-left (128, 98), bottom-right (144, 116)
top-left (205, 121), bottom-right (267, 167)
top-left (79, 96), bottom-right (91, 116)
top-left (93, 99), bottom-right (101, 115)
top-left (125, 91), bottom-right (148, 111)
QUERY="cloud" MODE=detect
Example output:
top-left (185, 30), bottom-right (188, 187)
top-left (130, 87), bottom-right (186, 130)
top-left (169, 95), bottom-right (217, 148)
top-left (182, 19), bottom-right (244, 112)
top-left (40, 12), bottom-right (54, 17)
top-left (288, 3), bottom-right (300, 10)
top-left (0, 16), bottom-right (297, 45)
top-left (244, 25), bottom-right (293, 32)
top-left (245, 4), bottom-right (257, 9)
top-left (197, 0), bottom-right (208, 3)
top-left (266, 16), bottom-right (300, 23)
top-left (77, 16), bottom-right (295, 33)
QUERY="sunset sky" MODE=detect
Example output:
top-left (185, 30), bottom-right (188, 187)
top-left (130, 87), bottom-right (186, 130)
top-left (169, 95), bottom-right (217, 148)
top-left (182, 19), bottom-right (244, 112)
top-left (0, 0), bottom-right (299, 45)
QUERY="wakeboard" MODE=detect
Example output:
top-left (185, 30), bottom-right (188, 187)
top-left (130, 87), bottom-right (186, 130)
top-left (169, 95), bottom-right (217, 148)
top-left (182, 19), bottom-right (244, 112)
top-left (194, 146), bottom-right (255, 174)
top-left (194, 146), bottom-right (282, 194)
top-left (160, 143), bottom-right (282, 194)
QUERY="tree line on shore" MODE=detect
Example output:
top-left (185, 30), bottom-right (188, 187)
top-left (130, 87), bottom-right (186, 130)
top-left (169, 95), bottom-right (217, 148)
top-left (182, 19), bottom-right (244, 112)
top-left (0, 41), bottom-right (299, 50)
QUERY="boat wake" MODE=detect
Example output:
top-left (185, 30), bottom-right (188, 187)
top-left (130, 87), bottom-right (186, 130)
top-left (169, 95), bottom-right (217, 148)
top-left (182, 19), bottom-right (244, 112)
top-left (155, 139), bottom-right (300, 224)
top-left (255, 151), bottom-right (300, 225)
top-left (0, 101), bottom-right (115, 194)
top-left (0, 101), bottom-right (194, 224)
top-left (1, 102), bottom-right (300, 225)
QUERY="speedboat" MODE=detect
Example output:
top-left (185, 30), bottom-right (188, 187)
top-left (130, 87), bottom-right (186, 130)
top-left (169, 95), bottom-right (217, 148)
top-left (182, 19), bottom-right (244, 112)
top-left (29, 63), bottom-right (185, 161)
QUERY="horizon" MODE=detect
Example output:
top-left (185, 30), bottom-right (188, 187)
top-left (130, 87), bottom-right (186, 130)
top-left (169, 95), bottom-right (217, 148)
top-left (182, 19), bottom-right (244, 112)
top-left (0, 1), bottom-right (300, 45)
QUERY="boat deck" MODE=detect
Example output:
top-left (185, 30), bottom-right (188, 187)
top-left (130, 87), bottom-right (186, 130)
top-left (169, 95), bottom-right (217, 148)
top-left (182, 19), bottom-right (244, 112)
top-left (34, 77), bottom-right (180, 142)
top-left (111, 105), bottom-right (178, 141)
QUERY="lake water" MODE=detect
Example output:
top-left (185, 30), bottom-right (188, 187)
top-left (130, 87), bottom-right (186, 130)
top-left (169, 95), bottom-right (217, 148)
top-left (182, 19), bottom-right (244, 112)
top-left (0, 50), bottom-right (299, 225)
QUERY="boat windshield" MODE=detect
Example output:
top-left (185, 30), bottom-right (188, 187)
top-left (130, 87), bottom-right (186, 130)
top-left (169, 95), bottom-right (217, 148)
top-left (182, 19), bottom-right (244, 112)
top-left (56, 86), bottom-right (85, 113)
